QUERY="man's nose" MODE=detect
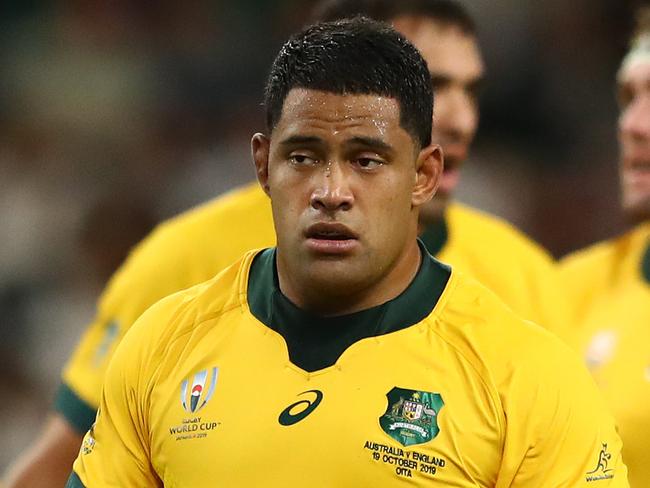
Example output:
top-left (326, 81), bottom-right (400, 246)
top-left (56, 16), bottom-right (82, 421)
top-left (310, 162), bottom-right (354, 212)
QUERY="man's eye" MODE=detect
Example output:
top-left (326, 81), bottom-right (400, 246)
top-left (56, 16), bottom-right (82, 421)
top-left (356, 158), bottom-right (382, 169)
top-left (616, 82), bottom-right (638, 110)
top-left (617, 90), bottom-right (632, 110)
top-left (430, 76), bottom-right (448, 90)
top-left (289, 155), bottom-right (317, 165)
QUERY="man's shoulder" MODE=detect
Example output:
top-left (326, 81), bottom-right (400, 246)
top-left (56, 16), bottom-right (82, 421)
top-left (437, 270), bottom-right (552, 338)
top-left (424, 271), bottom-right (626, 484)
top-left (559, 224), bottom-right (647, 277)
top-left (120, 250), bottom-right (258, 362)
top-left (435, 271), bottom-right (576, 379)
top-left (99, 183), bottom-right (273, 315)
top-left (147, 182), bottom-right (272, 253)
top-left (558, 224), bottom-right (650, 324)
top-left (447, 202), bottom-right (552, 262)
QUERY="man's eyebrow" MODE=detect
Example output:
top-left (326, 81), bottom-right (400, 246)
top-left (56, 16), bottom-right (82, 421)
top-left (468, 76), bottom-right (485, 89)
top-left (466, 77), bottom-right (485, 98)
top-left (430, 73), bottom-right (452, 85)
top-left (278, 135), bottom-right (324, 146)
top-left (430, 72), bottom-right (485, 89)
top-left (347, 136), bottom-right (394, 153)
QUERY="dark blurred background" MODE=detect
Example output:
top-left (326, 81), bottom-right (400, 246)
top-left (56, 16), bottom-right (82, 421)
top-left (0, 0), bottom-right (642, 467)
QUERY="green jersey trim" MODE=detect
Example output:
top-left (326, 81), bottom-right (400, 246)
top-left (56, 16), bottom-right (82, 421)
top-left (248, 240), bottom-right (450, 372)
top-left (65, 471), bottom-right (85, 488)
top-left (642, 240), bottom-right (650, 285)
top-left (419, 215), bottom-right (448, 256)
top-left (53, 383), bottom-right (97, 435)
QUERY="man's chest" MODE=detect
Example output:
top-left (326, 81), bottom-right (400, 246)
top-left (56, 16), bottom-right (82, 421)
top-left (145, 327), bottom-right (504, 487)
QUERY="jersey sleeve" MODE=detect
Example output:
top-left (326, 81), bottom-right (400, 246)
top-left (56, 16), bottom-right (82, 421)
top-left (496, 332), bottom-right (628, 487)
top-left (67, 294), bottom-right (176, 487)
top-left (55, 311), bottom-right (123, 434)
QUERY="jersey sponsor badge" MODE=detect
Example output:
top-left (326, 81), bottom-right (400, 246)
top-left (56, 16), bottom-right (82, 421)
top-left (180, 367), bottom-right (219, 413)
top-left (379, 387), bottom-right (444, 447)
top-left (278, 390), bottom-right (323, 426)
top-left (169, 367), bottom-right (221, 441)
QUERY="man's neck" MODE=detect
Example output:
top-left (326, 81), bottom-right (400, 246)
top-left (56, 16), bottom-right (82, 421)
top-left (246, 245), bottom-right (451, 372)
top-left (276, 242), bottom-right (423, 317)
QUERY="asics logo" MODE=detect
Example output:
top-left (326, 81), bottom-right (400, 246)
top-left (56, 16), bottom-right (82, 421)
top-left (278, 390), bottom-right (323, 426)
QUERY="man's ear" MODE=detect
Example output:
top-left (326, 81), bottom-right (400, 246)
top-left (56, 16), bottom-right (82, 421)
top-left (251, 133), bottom-right (271, 196)
top-left (412, 143), bottom-right (443, 208)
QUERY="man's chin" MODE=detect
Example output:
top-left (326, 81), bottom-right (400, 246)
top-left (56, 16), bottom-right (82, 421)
top-left (623, 199), bottom-right (650, 225)
top-left (303, 263), bottom-right (369, 300)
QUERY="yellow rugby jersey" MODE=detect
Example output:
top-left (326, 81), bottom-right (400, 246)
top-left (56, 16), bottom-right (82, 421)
top-left (68, 248), bottom-right (626, 487)
top-left (56, 183), bottom-right (564, 435)
top-left (560, 222), bottom-right (650, 487)
top-left (422, 203), bottom-right (566, 336)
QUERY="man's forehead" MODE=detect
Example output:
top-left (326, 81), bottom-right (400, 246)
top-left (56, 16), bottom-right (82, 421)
top-left (392, 16), bottom-right (484, 79)
top-left (277, 88), bottom-right (402, 129)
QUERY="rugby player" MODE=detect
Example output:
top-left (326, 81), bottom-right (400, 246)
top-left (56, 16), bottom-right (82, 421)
top-left (559, 7), bottom-right (650, 486)
top-left (66, 18), bottom-right (626, 486)
top-left (3, 1), bottom-right (565, 486)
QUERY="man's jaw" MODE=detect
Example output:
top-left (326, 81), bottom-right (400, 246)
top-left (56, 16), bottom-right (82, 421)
top-left (621, 154), bottom-right (650, 222)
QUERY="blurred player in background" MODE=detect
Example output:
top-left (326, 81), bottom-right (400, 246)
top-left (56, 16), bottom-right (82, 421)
top-left (559, 6), bottom-right (650, 486)
top-left (67, 18), bottom-right (625, 486)
top-left (3, 1), bottom-right (566, 486)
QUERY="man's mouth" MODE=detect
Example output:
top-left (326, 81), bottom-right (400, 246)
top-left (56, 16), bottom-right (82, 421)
top-left (438, 164), bottom-right (461, 195)
top-left (623, 165), bottom-right (650, 184)
top-left (304, 223), bottom-right (359, 254)
top-left (623, 156), bottom-right (650, 176)
top-left (306, 222), bottom-right (358, 240)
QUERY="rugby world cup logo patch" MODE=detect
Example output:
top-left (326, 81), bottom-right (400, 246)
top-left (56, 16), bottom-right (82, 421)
top-left (180, 367), bottom-right (218, 413)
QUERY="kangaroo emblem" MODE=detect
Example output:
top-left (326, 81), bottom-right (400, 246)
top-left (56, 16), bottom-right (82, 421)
top-left (587, 443), bottom-right (613, 475)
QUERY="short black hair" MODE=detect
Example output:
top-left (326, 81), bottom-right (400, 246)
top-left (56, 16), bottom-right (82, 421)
top-left (264, 17), bottom-right (433, 148)
top-left (312, 0), bottom-right (476, 35)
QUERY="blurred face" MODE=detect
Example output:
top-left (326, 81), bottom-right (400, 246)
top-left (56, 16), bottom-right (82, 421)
top-left (618, 52), bottom-right (650, 222)
top-left (253, 89), bottom-right (441, 314)
top-left (393, 17), bottom-right (484, 220)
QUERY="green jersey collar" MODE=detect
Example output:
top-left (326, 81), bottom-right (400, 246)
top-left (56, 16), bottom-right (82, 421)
top-left (248, 241), bottom-right (450, 372)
